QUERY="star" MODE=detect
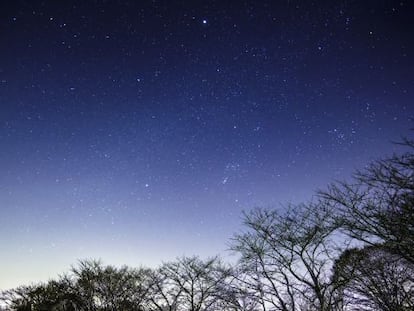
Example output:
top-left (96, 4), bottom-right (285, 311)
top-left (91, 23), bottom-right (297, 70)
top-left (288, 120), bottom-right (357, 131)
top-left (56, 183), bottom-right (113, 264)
top-left (0, 0), bottom-right (412, 293)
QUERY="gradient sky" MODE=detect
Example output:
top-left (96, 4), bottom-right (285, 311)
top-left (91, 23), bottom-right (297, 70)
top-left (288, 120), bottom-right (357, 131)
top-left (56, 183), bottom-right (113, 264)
top-left (1, 0), bottom-right (413, 290)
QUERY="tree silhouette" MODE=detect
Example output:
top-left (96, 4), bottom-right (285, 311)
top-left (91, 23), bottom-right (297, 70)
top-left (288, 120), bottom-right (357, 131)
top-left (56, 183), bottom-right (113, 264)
top-left (332, 245), bottom-right (414, 311)
top-left (232, 203), bottom-right (346, 311)
top-left (320, 138), bottom-right (414, 264)
top-left (146, 256), bottom-right (233, 311)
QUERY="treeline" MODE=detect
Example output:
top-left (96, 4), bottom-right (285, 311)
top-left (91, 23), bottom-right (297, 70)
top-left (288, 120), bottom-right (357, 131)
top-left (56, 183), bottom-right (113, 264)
top-left (1, 139), bottom-right (413, 311)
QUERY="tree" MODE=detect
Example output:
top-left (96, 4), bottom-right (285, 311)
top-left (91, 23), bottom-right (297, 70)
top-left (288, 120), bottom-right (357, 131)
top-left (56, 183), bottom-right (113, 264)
top-left (320, 138), bottom-right (414, 264)
top-left (145, 256), bottom-right (234, 311)
top-left (319, 138), bottom-right (414, 310)
top-left (1, 260), bottom-right (152, 311)
top-left (332, 245), bottom-right (414, 311)
top-left (68, 259), bottom-right (151, 310)
top-left (0, 280), bottom-right (78, 311)
top-left (145, 266), bottom-right (182, 311)
top-left (1, 285), bottom-right (39, 310)
top-left (232, 203), bottom-right (346, 311)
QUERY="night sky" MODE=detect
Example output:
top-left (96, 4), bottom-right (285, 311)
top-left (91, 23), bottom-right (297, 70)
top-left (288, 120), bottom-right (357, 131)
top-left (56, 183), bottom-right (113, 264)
top-left (1, 0), bottom-right (413, 290)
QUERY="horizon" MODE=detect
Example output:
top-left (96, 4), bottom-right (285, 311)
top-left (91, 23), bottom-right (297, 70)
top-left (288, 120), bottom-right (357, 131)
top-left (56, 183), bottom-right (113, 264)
top-left (1, 0), bottom-right (413, 291)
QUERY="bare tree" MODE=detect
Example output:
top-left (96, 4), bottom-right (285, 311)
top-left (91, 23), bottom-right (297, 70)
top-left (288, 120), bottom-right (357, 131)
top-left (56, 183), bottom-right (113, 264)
top-left (332, 245), bottom-right (414, 311)
top-left (1, 284), bottom-right (40, 310)
top-left (318, 138), bottom-right (414, 310)
top-left (0, 259), bottom-right (153, 310)
top-left (145, 266), bottom-right (183, 311)
top-left (225, 265), bottom-right (271, 311)
top-left (0, 280), bottom-right (79, 311)
top-left (232, 203), bottom-right (346, 311)
top-left (320, 138), bottom-right (414, 264)
top-left (68, 259), bottom-right (150, 310)
top-left (146, 256), bottom-right (233, 311)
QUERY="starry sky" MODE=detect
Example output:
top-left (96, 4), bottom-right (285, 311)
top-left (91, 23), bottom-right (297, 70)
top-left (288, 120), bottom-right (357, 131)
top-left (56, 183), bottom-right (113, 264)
top-left (0, 0), bottom-right (413, 290)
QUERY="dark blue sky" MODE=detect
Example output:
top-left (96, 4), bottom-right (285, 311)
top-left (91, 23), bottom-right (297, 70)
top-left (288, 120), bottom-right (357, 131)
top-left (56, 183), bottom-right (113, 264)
top-left (1, 0), bottom-right (413, 289)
